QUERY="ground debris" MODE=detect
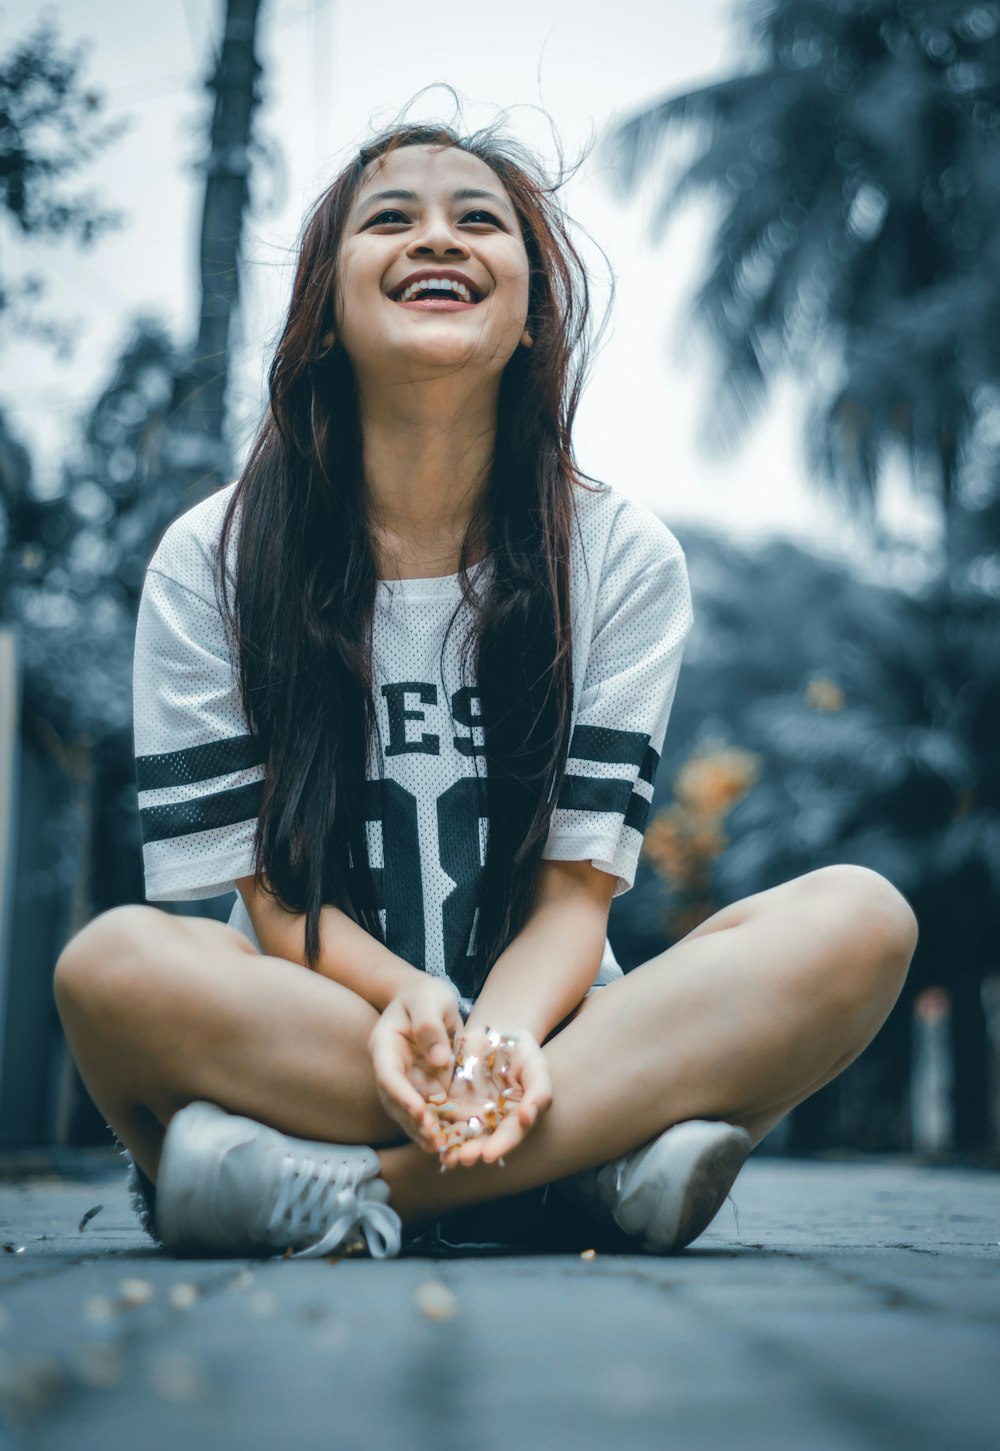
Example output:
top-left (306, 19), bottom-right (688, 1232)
top-left (117, 1278), bottom-right (154, 1308)
top-left (167, 1282), bottom-right (199, 1310)
top-left (416, 1279), bottom-right (457, 1322)
top-left (78, 1204), bottom-right (104, 1232)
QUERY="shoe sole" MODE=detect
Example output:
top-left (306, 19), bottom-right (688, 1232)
top-left (619, 1120), bottom-right (753, 1254)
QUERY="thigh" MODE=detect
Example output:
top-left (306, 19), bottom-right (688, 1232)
top-left (55, 904), bottom-right (392, 1144)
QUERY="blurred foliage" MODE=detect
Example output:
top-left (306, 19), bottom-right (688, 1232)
top-left (0, 321), bottom-right (178, 742)
top-left (0, 17), bottom-right (127, 353)
top-left (604, 0), bottom-right (1000, 1066)
top-left (1, 1), bottom-right (261, 952)
top-left (606, 0), bottom-right (1000, 576)
top-left (615, 512), bottom-right (1000, 997)
top-left (642, 743), bottom-right (763, 937)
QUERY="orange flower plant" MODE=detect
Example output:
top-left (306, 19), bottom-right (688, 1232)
top-left (642, 742), bottom-right (762, 938)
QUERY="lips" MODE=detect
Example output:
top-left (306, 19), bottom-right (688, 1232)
top-left (386, 272), bottom-right (484, 306)
top-left (395, 297), bottom-right (478, 311)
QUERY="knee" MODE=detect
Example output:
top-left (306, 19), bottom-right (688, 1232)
top-left (53, 904), bottom-right (176, 1017)
top-left (814, 864), bottom-right (919, 997)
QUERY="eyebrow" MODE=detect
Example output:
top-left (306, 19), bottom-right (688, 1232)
top-left (355, 187), bottom-right (516, 221)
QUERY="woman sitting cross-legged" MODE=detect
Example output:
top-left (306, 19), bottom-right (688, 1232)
top-left (53, 119), bottom-right (919, 1261)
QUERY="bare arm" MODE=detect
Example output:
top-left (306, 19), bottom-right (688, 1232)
top-left (235, 874), bottom-right (426, 1013)
top-left (463, 858), bottom-right (617, 1043)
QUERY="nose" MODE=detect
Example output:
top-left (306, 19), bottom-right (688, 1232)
top-left (407, 208), bottom-right (469, 259)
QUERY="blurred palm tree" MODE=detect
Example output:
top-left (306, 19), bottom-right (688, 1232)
top-left (0, 17), bottom-right (125, 355)
top-left (605, 0), bottom-right (1000, 1149)
top-left (625, 520), bottom-right (1000, 1148)
top-left (605, 0), bottom-right (1000, 586)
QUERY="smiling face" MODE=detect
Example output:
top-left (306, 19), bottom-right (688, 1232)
top-left (333, 143), bottom-right (533, 393)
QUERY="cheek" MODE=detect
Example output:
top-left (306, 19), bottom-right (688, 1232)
top-left (331, 250), bottom-right (371, 327)
top-left (494, 260), bottom-right (532, 328)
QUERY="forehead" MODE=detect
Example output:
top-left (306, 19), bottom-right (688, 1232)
top-left (356, 144), bottom-right (514, 209)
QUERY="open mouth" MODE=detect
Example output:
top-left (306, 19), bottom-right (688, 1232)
top-left (389, 278), bottom-right (484, 307)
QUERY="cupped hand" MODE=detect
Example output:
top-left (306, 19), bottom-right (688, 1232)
top-left (433, 1025), bottom-right (553, 1170)
top-left (368, 979), bottom-right (463, 1152)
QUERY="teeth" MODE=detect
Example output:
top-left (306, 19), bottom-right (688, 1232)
top-left (396, 277), bottom-right (474, 303)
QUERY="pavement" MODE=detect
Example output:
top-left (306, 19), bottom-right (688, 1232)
top-left (0, 1147), bottom-right (997, 1451)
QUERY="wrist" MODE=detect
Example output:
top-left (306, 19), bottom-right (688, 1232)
top-left (463, 1004), bottom-right (545, 1042)
top-left (369, 963), bottom-right (434, 1014)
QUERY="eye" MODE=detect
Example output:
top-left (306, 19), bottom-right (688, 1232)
top-left (366, 209), bottom-right (408, 225)
top-left (462, 209), bottom-right (502, 226)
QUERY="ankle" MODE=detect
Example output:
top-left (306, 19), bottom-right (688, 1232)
top-left (376, 1143), bottom-right (438, 1224)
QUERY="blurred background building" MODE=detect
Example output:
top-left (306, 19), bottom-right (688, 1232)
top-left (0, 0), bottom-right (997, 1159)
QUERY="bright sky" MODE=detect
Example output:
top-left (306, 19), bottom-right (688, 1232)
top-left (0, 0), bottom-right (941, 576)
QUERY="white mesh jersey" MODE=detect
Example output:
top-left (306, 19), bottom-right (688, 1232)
top-left (133, 479), bottom-right (694, 1003)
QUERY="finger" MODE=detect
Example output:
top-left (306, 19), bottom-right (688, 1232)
top-left (386, 1084), bottom-right (434, 1141)
top-left (478, 1114), bottom-right (527, 1164)
top-left (407, 1064), bottom-right (442, 1100)
top-left (457, 1135), bottom-right (493, 1167)
top-left (441, 1140), bottom-right (480, 1170)
top-left (411, 1011), bottom-right (454, 1072)
top-left (440, 993), bottom-right (463, 1041)
top-left (371, 1042), bottom-right (432, 1134)
top-left (388, 1082), bottom-right (437, 1141)
top-left (516, 1052), bottom-right (553, 1113)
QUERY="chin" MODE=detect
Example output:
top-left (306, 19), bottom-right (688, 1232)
top-left (399, 338), bottom-right (510, 372)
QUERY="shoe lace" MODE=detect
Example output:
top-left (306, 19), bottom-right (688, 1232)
top-left (260, 1155), bottom-right (402, 1260)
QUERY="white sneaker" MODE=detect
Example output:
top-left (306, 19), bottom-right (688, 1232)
top-left (557, 1119), bottom-right (753, 1253)
top-left (155, 1101), bottom-right (402, 1260)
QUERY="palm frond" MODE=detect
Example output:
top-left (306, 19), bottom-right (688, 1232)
top-left (601, 68), bottom-right (790, 200)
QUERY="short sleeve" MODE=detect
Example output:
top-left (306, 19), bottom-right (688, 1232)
top-left (132, 565), bottom-right (265, 901)
top-left (541, 545), bottom-right (694, 896)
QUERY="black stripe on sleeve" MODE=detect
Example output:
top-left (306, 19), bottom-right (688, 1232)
top-left (624, 790), bottom-right (651, 835)
top-left (638, 743), bottom-right (659, 787)
top-left (139, 778), bottom-right (265, 845)
top-left (567, 723), bottom-right (650, 769)
top-left (135, 734), bottom-right (264, 792)
top-left (556, 775), bottom-right (653, 836)
top-left (556, 774), bottom-right (635, 816)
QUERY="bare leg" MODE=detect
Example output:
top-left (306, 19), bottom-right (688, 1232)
top-left (53, 906), bottom-right (403, 1184)
top-left (377, 864), bottom-right (918, 1222)
top-left (55, 865), bottom-right (917, 1230)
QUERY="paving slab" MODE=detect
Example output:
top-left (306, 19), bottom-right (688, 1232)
top-left (0, 1150), bottom-right (997, 1451)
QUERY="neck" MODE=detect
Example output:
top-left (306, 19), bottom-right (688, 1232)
top-left (356, 372), bottom-right (498, 573)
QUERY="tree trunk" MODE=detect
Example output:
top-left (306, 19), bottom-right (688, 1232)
top-left (53, 0), bottom-right (264, 1144)
top-left (159, 0), bottom-right (263, 514)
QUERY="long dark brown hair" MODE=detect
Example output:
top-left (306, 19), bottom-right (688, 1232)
top-left (215, 118), bottom-right (606, 987)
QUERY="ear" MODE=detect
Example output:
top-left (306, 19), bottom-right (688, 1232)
top-left (520, 328), bottom-right (534, 348)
